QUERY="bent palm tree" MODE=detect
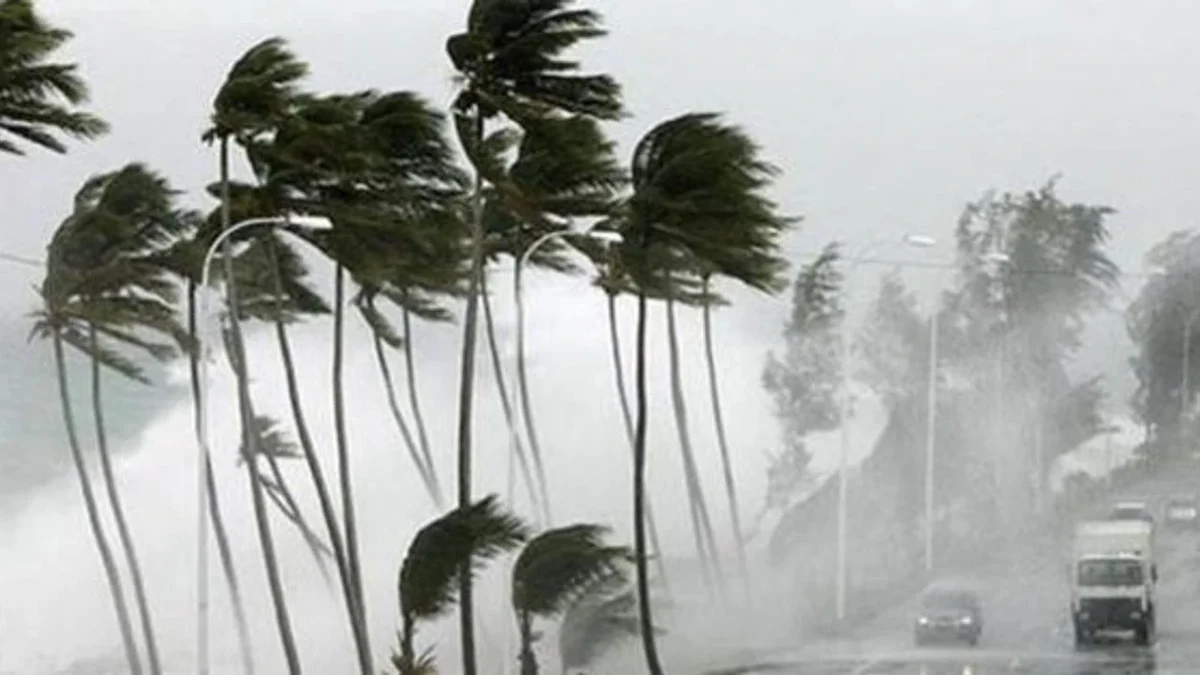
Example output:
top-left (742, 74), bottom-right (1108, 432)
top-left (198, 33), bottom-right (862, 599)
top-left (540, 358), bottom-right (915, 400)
top-left (0, 0), bottom-right (108, 155)
top-left (448, 0), bottom-right (621, 662)
top-left (205, 35), bottom-right (310, 674)
top-left (488, 113), bottom-right (627, 525)
top-left (510, 524), bottom-right (631, 675)
top-left (613, 112), bottom-right (794, 674)
top-left (32, 163), bottom-right (195, 675)
top-left (393, 495), bottom-right (528, 675)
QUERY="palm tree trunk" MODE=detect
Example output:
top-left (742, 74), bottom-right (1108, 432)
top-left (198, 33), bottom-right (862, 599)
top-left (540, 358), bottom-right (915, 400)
top-left (187, 282), bottom-right (256, 675)
top-left (398, 613), bottom-right (415, 675)
top-left (700, 277), bottom-right (750, 590)
top-left (220, 136), bottom-right (303, 673)
top-left (52, 331), bottom-right (144, 675)
top-left (606, 293), bottom-right (671, 600)
top-left (374, 332), bottom-right (443, 508)
top-left (332, 263), bottom-right (370, 664)
top-left (455, 111), bottom-right (487, 675)
top-left (401, 307), bottom-right (438, 496)
top-left (665, 298), bottom-right (723, 593)
top-left (264, 244), bottom-right (370, 674)
top-left (517, 610), bottom-right (538, 675)
top-left (513, 260), bottom-right (553, 524)
top-left (631, 291), bottom-right (665, 675)
top-left (480, 273), bottom-right (540, 520)
top-left (259, 452), bottom-right (332, 583)
top-left (87, 325), bottom-right (163, 675)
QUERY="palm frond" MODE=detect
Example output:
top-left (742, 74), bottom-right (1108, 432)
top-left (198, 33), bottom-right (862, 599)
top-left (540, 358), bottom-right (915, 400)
top-left (389, 644), bottom-right (438, 675)
top-left (206, 36), bottom-right (309, 143)
top-left (399, 494), bottom-right (529, 621)
top-left (237, 415), bottom-right (300, 464)
top-left (0, 0), bottom-right (108, 155)
top-left (511, 523), bottom-right (631, 617)
top-left (619, 112), bottom-right (795, 297)
top-left (449, 0), bottom-right (623, 122)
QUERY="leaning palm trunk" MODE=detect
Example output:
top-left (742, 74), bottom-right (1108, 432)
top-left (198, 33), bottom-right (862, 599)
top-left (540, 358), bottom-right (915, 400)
top-left (700, 277), bottom-right (750, 590)
top-left (631, 291), bottom-right (665, 675)
top-left (219, 137), bottom-right (303, 673)
top-left (665, 298), bottom-right (723, 594)
top-left (454, 114), bottom-right (487, 675)
top-left (517, 609), bottom-right (537, 675)
top-left (374, 332), bottom-right (443, 508)
top-left (605, 292), bottom-right (671, 599)
top-left (266, 239), bottom-right (371, 673)
top-left (513, 260), bottom-right (553, 524)
top-left (52, 331), bottom-right (144, 675)
top-left (186, 282), bottom-right (255, 675)
top-left (332, 262), bottom-right (372, 671)
top-left (87, 325), bottom-right (164, 675)
top-left (401, 307), bottom-right (438, 492)
top-left (480, 274), bottom-right (540, 520)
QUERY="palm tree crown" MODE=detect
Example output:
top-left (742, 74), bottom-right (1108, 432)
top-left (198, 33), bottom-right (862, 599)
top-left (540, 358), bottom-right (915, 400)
top-left (0, 0), bottom-right (107, 155)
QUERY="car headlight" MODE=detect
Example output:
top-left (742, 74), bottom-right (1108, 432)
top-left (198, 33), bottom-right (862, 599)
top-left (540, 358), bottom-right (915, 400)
top-left (959, 616), bottom-right (973, 624)
top-left (918, 617), bottom-right (930, 625)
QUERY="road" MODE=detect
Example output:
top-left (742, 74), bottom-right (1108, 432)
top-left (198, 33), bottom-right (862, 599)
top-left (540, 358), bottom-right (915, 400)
top-left (701, 469), bottom-right (1200, 675)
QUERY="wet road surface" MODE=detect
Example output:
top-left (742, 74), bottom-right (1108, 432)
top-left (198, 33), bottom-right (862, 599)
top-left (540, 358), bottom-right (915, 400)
top-left (705, 473), bottom-right (1200, 675)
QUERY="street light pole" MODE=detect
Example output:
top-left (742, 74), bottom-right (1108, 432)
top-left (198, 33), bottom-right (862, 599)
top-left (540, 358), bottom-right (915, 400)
top-left (511, 226), bottom-right (623, 524)
top-left (195, 214), bottom-right (329, 674)
top-left (835, 233), bottom-right (935, 622)
top-left (923, 308), bottom-right (939, 573)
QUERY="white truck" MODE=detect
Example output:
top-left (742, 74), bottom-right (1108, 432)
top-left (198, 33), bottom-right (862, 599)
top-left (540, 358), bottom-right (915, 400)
top-left (1070, 520), bottom-right (1157, 646)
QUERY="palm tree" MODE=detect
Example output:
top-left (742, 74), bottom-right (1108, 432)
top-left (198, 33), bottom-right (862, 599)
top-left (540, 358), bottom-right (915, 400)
top-left (558, 583), bottom-right (647, 675)
top-left (613, 112), bottom-right (794, 674)
top-left (664, 294), bottom-right (723, 595)
top-left (593, 258), bottom-right (672, 601)
top-left (510, 524), bottom-right (631, 675)
top-left (0, 0), bottom-right (108, 155)
top-left (33, 163), bottom-right (196, 675)
top-left (486, 113), bottom-right (627, 525)
top-left (205, 36), bottom-right (311, 674)
top-left (392, 495), bottom-right (528, 675)
top-left (269, 91), bottom-right (469, 665)
top-left (446, 0), bottom-right (622, 662)
top-left (699, 271), bottom-right (751, 591)
top-left (358, 288), bottom-right (444, 508)
top-left (479, 273), bottom-right (540, 518)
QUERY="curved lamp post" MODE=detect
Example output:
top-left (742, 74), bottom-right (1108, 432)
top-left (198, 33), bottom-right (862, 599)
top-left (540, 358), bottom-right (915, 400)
top-left (195, 214), bottom-right (330, 674)
top-left (834, 233), bottom-right (935, 623)
top-left (510, 227), bottom-right (623, 523)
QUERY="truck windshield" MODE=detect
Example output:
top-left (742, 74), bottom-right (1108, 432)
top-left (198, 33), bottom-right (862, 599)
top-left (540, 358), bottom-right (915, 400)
top-left (1078, 559), bottom-right (1143, 586)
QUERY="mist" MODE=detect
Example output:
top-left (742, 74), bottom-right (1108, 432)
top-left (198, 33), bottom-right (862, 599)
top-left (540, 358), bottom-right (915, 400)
top-left (5, 0), bottom-right (1200, 673)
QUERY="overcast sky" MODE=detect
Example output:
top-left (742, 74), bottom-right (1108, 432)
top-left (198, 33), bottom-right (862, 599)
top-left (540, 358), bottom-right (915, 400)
top-left (6, 0), bottom-right (1200, 666)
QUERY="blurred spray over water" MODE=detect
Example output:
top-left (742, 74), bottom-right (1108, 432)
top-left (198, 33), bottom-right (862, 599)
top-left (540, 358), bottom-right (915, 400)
top-left (0, 270), bottom-right (786, 673)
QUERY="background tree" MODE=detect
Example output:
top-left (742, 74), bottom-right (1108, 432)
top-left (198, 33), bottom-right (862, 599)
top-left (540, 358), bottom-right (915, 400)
top-left (857, 270), bottom-right (929, 408)
top-left (761, 244), bottom-right (843, 515)
top-left (393, 495), bottom-right (528, 675)
top-left (1127, 230), bottom-right (1200, 456)
top-left (0, 0), bottom-right (107, 155)
top-left (445, 1), bottom-right (622, 671)
top-left (939, 177), bottom-right (1117, 523)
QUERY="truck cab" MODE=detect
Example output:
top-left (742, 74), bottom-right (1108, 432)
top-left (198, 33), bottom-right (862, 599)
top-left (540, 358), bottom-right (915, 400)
top-left (1071, 520), bottom-right (1156, 647)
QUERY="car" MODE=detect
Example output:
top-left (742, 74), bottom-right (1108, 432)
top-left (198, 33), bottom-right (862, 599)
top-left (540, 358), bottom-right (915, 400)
top-left (1110, 500), bottom-right (1155, 525)
top-left (914, 584), bottom-right (983, 646)
top-left (1163, 495), bottom-right (1198, 529)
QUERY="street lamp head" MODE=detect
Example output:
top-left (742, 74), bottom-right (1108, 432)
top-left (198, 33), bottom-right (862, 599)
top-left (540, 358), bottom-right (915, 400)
top-left (585, 230), bottom-right (623, 245)
top-left (287, 215), bottom-right (334, 230)
top-left (903, 235), bottom-right (937, 248)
